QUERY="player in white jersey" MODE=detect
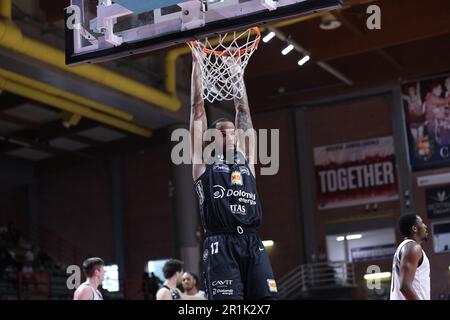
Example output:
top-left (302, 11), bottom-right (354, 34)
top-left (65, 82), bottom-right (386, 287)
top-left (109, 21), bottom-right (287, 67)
top-left (74, 257), bottom-right (105, 300)
top-left (182, 272), bottom-right (206, 299)
top-left (390, 214), bottom-right (430, 300)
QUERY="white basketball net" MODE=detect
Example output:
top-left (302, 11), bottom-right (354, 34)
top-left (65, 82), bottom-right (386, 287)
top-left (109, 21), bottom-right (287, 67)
top-left (188, 27), bottom-right (261, 103)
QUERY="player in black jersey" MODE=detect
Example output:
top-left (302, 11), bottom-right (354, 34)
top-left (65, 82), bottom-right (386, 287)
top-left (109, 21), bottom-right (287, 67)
top-left (156, 259), bottom-right (184, 300)
top-left (190, 52), bottom-right (278, 300)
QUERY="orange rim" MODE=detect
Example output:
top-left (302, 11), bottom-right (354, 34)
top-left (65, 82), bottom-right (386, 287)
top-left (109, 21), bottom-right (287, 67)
top-left (188, 27), bottom-right (261, 57)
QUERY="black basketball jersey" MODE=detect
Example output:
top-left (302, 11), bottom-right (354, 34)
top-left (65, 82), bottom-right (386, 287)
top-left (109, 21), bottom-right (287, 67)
top-left (163, 285), bottom-right (182, 300)
top-left (194, 152), bottom-right (262, 231)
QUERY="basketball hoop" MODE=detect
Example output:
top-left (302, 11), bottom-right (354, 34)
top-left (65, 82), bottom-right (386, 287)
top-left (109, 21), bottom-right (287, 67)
top-left (188, 27), bottom-right (261, 103)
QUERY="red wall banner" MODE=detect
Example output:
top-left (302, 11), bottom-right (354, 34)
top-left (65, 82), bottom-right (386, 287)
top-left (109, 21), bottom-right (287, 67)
top-left (314, 137), bottom-right (399, 210)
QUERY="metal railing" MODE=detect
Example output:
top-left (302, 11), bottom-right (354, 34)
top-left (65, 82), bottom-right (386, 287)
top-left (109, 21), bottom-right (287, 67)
top-left (278, 261), bottom-right (356, 299)
top-left (18, 272), bottom-right (50, 300)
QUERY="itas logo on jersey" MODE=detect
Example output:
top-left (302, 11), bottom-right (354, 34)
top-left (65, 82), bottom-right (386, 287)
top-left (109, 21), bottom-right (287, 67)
top-left (231, 171), bottom-right (243, 186)
top-left (267, 279), bottom-right (278, 293)
top-left (230, 204), bottom-right (246, 215)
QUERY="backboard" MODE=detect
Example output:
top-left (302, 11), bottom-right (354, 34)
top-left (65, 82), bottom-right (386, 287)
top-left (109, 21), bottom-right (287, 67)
top-left (65, 0), bottom-right (342, 66)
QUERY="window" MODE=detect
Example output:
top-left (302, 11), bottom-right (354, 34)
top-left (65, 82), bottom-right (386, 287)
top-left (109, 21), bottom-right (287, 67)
top-left (102, 264), bottom-right (120, 292)
top-left (147, 259), bottom-right (169, 281)
top-left (326, 228), bottom-right (396, 262)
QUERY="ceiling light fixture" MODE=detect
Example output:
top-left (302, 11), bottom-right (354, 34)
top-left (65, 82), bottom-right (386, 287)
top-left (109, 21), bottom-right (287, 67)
top-left (298, 55), bottom-right (310, 66)
top-left (262, 31), bottom-right (276, 43)
top-left (281, 44), bottom-right (294, 55)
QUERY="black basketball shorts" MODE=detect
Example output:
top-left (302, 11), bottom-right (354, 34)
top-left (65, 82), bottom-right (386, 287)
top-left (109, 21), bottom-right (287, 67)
top-left (202, 232), bottom-right (278, 300)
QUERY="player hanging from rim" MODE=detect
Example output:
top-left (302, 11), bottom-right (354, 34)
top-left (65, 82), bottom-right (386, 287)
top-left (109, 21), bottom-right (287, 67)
top-left (190, 47), bottom-right (278, 300)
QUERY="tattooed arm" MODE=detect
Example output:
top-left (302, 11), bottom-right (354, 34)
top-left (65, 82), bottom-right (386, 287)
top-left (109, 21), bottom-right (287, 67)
top-left (190, 53), bottom-right (207, 181)
top-left (234, 81), bottom-right (256, 177)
